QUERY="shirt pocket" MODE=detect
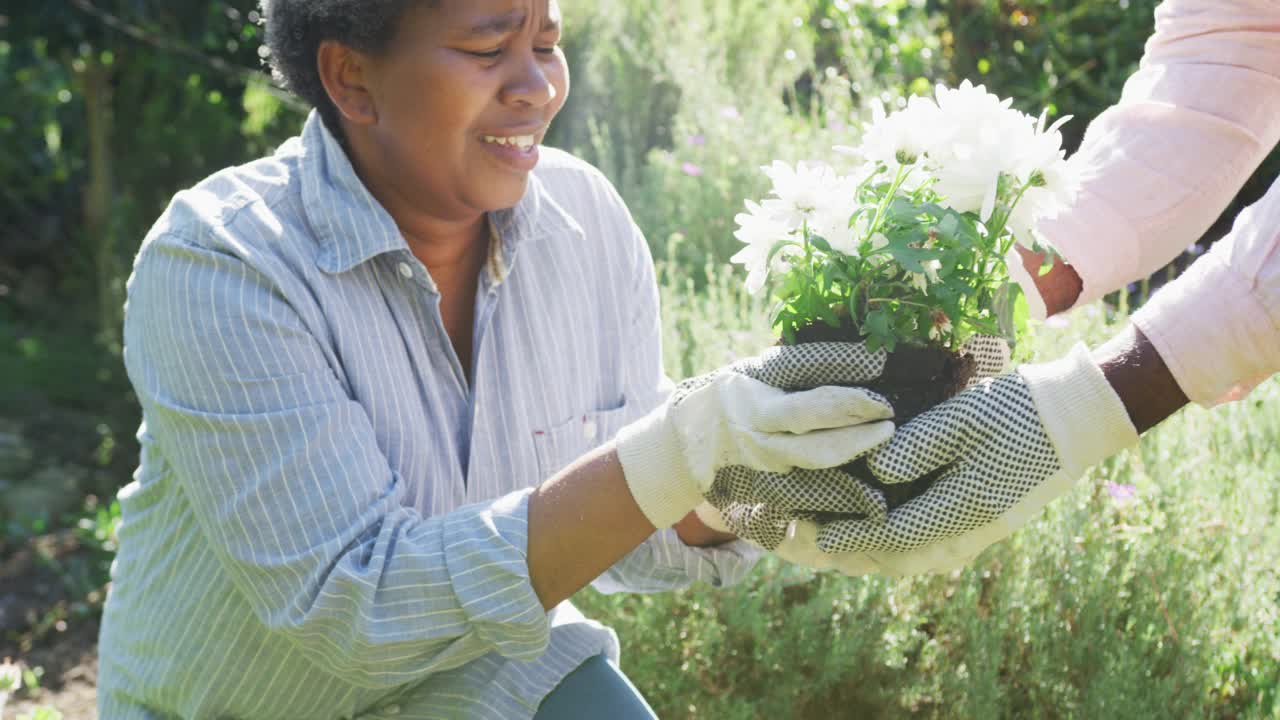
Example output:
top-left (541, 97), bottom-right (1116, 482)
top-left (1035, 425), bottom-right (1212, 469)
top-left (532, 399), bottom-right (633, 480)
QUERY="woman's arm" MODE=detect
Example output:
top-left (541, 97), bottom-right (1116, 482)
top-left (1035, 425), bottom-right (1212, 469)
top-left (1029, 0), bottom-right (1280, 313)
top-left (1092, 325), bottom-right (1188, 434)
top-left (1129, 176), bottom-right (1280, 406)
top-left (127, 235), bottom-right (557, 686)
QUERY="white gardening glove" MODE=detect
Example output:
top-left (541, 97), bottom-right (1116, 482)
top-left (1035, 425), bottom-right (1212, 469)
top-left (616, 343), bottom-right (896, 530)
top-left (804, 343), bottom-right (1139, 575)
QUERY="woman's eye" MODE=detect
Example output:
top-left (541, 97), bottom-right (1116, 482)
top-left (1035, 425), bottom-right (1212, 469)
top-left (467, 49), bottom-right (503, 59)
top-left (535, 46), bottom-right (558, 55)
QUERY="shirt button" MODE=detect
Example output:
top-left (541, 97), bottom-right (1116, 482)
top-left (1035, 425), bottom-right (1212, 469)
top-left (383, 705), bottom-right (401, 716)
top-left (398, 262), bottom-right (414, 279)
top-left (583, 418), bottom-right (598, 440)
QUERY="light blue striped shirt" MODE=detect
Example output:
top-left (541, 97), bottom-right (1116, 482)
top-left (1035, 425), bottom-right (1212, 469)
top-left (98, 112), bottom-right (759, 719)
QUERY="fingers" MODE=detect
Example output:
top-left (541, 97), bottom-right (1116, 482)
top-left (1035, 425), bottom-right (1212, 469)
top-left (705, 467), bottom-right (799, 550)
top-left (758, 468), bottom-right (888, 523)
top-left (743, 378), bottom-right (894, 432)
top-left (815, 469), bottom-right (994, 554)
top-left (742, 420), bottom-right (895, 471)
top-left (772, 518), bottom-right (870, 572)
top-left (708, 467), bottom-right (889, 550)
top-left (960, 334), bottom-right (1012, 384)
top-left (709, 466), bottom-right (888, 520)
top-left (865, 403), bottom-right (967, 484)
top-left (716, 501), bottom-right (794, 551)
top-left (736, 342), bottom-right (888, 389)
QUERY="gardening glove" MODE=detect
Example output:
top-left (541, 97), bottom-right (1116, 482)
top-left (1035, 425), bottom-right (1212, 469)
top-left (806, 343), bottom-right (1139, 575)
top-left (959, 334), bottom-right (1014, 387)
top-left (688, 341), bottom-right (898, 549)
top-left (693, 335), bottom-right (1012, 555)
top-left (616, 343), bottom-right (896, 531)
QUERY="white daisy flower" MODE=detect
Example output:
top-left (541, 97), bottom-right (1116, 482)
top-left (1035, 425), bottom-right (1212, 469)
top-left (730, 200), bottom-right (799, 295)
top-left (857, 95), bottom-right (943, 169)
top-left (759, 160), bottom-right (856, 231)
top-left (910, 258), bottom-right (943, 293)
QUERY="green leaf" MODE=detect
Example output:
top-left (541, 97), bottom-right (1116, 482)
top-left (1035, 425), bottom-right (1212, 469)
top-left (991, 282), bottom-right (1029, 345)
top-left (865, 308), bottom-right (891, 341)
top-left (765, 239), bottom-right (799, 269)
top-left (884, 234), bottom-right (939, 274)
top-left (808, 232), bottom-right (833, 255)
top-left (888, 197), bottom-right (924, 224)
top-left (768, 299), bottom-right (788, 328)
top-left (778, 271), bottom-right (804, 299)
top-left (964, 315), bottom-right (1001, 335)
top-left (847, 205), bottom-right (873, 229)
top-left (938, 213), bottom-right (959, 240)
top-left (826, 261), bottom-right (852, 285)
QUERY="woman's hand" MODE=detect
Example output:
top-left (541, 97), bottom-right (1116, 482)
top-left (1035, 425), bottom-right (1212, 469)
top-left (528, 343), bottom-right (896, 608)
top-left (616, 342), bottom-right (899, 532)
top-left (793, 338), bottom-right (1152, 576)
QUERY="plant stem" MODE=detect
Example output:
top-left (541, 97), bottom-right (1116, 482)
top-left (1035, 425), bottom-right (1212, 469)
top-left (866, 298), bottom-right (935, 310)
top-left (972, 177), bottom-right (1035, 306)
top-left (866, 163), bottom-right (912, 242)
top-left (991, 181), bottom-right (1034, 259)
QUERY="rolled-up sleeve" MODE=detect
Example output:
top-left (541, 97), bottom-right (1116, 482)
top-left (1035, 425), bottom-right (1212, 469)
top-left (124, 232), bottom-right (550, 688)
top-left (1036, 0), bottom-right (1280, 307)
top-left (1132, 177), bottom-right (1280, 406)
top-left (590, 211), bottom-right (762, 594)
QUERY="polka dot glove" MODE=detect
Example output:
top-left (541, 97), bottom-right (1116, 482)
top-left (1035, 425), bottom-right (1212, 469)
top-left (616, 343), bottom-right (897, 531)
top-left (696, 336), bottom-right (1011, 553)
top-left (800, 343), bottom-right (1139, 575)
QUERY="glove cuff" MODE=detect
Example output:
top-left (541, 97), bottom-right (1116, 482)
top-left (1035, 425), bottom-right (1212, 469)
top-left (1018, 343), bottom-right (1138, 476)
top-left (616, 405), bottom-right (703, 529)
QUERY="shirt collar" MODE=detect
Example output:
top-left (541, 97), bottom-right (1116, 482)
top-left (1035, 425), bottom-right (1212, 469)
top-left (299, 112), bottom-right (584, 281)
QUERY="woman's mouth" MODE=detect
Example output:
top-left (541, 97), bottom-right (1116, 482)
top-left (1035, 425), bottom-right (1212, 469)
top-left (481, 133), bottom-right (540, 172)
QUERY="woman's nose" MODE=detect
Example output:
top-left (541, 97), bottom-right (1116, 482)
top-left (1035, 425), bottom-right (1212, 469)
top-left (500, 54), bottom-right (558, 108)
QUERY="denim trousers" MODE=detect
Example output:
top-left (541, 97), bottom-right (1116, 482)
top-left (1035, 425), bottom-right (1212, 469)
top-left (533, 655), bottom-right (658, 719)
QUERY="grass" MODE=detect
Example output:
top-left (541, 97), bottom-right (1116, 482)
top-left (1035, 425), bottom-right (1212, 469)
top-left (575, 272), bottom-right (1280, 719)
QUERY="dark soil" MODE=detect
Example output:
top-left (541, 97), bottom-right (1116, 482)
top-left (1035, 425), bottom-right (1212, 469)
top-left (790, 318), bottom-right (977, 513)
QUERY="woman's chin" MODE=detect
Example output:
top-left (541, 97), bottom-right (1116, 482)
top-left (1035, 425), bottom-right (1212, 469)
top-left (475, 174), bottom-right (532, 213)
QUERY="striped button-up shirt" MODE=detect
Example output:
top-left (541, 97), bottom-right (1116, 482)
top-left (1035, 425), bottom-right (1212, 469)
top-left (98, 112), bottom-right (759, 719)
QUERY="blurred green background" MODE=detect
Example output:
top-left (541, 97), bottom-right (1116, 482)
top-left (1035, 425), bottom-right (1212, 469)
top-left (2, 1), bottom-right (1279, 717)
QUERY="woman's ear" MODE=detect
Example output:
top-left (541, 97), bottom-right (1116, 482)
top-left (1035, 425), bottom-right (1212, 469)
top-left (316, 40), bottom-right (379, 127)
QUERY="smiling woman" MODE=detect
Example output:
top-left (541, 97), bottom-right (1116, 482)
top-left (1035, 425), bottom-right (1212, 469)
top-left (92, 1), bottom-right (900, 719)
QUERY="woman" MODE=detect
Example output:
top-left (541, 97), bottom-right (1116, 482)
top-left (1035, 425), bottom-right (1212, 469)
top-left (96, 1), bottom-right (895, 717)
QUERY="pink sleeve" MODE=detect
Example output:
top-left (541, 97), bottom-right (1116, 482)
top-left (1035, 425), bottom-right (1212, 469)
top-left (1035, 0), bottom-right (1280, 307)
top-left (1132, 178), bottom-right (1280, 406)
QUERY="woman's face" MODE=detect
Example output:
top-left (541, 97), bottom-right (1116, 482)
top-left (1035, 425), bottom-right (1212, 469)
top-left (358, 0), bottom-right (569, 220)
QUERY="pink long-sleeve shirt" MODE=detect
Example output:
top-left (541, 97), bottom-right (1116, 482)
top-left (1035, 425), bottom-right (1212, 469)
top-left (1037, 0), bottom-right (1280, 406)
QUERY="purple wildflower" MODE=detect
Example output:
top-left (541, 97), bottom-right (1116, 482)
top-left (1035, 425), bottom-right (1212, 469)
top-left (681, 162), bottom-right (704, 177)
top-left (687, 134), bottom-right (706, 147)
top-left (1105, 482), bottom-right (1137, 503)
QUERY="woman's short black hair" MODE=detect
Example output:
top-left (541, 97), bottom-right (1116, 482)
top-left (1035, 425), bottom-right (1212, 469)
top-left (261, 0), bottom-right (431, 138)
